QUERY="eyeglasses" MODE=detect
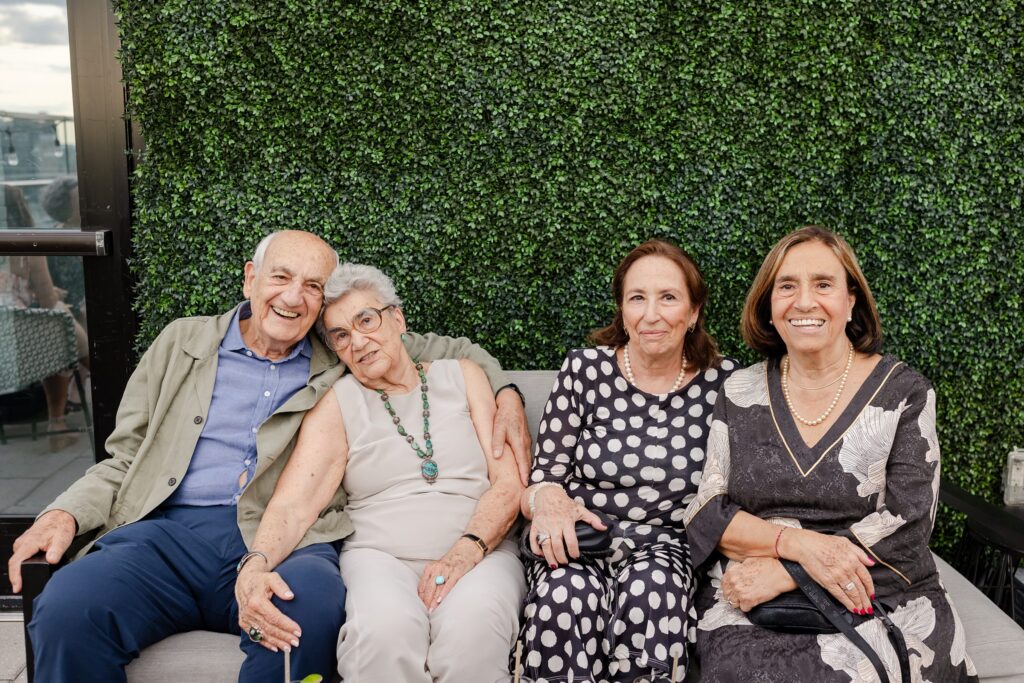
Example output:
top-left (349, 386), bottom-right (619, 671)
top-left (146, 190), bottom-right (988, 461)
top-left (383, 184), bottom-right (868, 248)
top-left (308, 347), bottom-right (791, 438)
top-left (324, 305), bottom-right (395, 350)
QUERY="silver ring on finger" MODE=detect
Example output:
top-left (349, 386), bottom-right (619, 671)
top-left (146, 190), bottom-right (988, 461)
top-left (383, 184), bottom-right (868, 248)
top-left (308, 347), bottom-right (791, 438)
top-left (844, 581), bottom-right (856, 592)
top-left (247, 625), bottom-right (263, 643)
top-left (536, 532), bottom-right (551, 545)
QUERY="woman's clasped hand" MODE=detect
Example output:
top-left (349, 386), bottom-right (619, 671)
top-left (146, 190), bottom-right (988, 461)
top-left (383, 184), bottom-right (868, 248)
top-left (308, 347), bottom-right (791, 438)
top-left (718, 530), bottom-right (876, 615)
top-left (781, 527), bottom-right (876, 614)
top-left (416, 540), bottom-right (481, 611)
top-left (527, 485), bottom-right (608, 566)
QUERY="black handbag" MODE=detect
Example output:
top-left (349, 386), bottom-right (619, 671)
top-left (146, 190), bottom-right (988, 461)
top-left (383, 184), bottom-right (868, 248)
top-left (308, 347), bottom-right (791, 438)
top-left (520, 511), bottom-right (615, 561)
top-left (748, 560), bottom-right (910, 683)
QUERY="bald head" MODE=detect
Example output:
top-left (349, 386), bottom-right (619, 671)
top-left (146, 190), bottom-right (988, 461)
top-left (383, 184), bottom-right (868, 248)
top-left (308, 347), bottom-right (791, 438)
top-left (240, 230), bottom-right (339, 360)
top-left (252, 230), bottom-right (339, 273)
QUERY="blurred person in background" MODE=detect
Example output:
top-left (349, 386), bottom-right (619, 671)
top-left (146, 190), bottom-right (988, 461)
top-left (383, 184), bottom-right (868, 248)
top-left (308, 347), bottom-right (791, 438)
top-left (2, 185), bottom-right (89, 447)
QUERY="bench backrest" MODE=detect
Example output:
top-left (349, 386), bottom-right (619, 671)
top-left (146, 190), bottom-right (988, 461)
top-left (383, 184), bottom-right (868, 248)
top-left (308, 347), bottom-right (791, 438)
top-left (506, 370), bottom-right (558, 441)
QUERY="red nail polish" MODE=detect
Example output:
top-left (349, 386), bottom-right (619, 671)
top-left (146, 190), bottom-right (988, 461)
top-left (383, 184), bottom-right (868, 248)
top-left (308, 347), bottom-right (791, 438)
top-left (871, 593), bottom-right (876, 600)
top-left (868, 607), bottom-right (874, 615)
top-left (549, 563), bottom-right (557, 569)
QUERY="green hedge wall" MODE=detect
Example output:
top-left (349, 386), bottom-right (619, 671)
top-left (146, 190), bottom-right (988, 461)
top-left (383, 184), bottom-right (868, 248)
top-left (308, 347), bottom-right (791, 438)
top-left (114, 0), bottom-right (1023, 552)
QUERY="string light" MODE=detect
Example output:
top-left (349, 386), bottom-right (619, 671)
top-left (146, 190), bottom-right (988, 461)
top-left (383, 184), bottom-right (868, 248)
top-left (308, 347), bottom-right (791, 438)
top-left (3, 129), bottom-right (18, 166)
top-left (52, 122), bottom-right (64, 158)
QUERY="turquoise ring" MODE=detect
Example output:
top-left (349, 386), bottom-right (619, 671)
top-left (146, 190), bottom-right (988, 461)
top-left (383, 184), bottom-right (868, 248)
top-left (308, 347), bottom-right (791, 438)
top-left (434, 575), bottom-right (445, 585)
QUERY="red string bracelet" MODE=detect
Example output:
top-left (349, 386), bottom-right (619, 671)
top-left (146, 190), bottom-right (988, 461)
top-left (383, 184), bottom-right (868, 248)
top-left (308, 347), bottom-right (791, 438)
top-left (774, 527), bottom-right (786, 558)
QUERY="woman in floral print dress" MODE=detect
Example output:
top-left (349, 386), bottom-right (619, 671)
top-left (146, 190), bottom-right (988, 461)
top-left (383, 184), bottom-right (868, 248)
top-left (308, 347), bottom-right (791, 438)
top-left (684, 226), bottom-right (976, 682)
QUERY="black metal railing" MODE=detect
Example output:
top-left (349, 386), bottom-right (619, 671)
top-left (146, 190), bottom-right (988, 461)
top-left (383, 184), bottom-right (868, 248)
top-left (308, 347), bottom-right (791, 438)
top-left (0, 229), bottom-right (112, 256)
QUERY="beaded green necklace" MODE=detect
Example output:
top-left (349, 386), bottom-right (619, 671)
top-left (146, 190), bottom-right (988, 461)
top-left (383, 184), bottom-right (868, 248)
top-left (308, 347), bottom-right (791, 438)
top-left (375, 362), bottom-right (438, 483)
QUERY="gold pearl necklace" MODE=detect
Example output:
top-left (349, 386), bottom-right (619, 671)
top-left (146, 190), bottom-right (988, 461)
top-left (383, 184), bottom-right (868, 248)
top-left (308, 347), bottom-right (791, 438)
top-left (785, 372), bottom-right (845, 391)
top-left (782, 342), bottom-right (854, 426)
top-left (623, 344), bottom-right (688, 393)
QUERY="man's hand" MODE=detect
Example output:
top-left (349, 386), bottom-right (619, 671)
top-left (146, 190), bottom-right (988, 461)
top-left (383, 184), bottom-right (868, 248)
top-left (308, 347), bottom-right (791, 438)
top-left (720, 557), bottom-right (796, 612)
top-left (8, 509), bottom-right (76, 593)
top-left (235, 566), bottom-right (301, 653)
top-left (491, 388), bottom-right (532, 485)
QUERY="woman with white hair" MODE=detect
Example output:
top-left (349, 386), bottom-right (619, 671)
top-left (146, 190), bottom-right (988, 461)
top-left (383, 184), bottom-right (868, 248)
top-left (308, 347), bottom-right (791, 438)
top-left (235, 262), bottom-right (526, 682)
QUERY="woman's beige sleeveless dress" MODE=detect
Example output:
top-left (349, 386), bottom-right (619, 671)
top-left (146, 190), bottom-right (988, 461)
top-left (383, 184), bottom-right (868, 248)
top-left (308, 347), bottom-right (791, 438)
top-left (334, 359), bottom-right (525, 683)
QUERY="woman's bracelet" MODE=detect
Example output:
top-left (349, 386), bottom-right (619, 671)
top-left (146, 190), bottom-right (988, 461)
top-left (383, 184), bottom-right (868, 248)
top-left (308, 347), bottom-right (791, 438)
top-left (528, 481), bottom-right (562, 517)
top-left (773, 527), bottom-right (786, 559)
top-left (460, 533), bottom-right (489, 556)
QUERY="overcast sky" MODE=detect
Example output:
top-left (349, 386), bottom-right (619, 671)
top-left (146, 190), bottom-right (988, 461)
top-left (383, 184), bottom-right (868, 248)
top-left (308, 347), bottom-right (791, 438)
top-left (0, 0), bottom-right (75, 117)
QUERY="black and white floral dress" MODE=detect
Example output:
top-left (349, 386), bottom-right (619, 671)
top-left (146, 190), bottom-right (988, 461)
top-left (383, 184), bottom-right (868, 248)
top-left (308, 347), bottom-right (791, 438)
top-left (683, 356), bottom-right (977, 682)
top-left (516, 347), bottom-right (736, 683)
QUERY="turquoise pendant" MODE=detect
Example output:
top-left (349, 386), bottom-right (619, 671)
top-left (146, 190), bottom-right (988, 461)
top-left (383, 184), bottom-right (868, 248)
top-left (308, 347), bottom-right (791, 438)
top-left (421, 459), bottom-right (439, 483)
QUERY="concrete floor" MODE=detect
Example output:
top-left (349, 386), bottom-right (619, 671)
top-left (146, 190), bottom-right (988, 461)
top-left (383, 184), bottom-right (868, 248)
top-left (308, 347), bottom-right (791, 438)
top-left (0, 618), bottom-right (28, 683)
top-left (0, 410), bottom-right (93, 516)
top-left (0, 412), bottom-right (92, 682)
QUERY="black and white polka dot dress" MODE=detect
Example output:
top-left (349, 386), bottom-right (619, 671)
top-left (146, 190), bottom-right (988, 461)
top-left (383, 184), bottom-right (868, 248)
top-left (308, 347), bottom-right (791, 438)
top-left (518, 347), bottom-right (737, 683)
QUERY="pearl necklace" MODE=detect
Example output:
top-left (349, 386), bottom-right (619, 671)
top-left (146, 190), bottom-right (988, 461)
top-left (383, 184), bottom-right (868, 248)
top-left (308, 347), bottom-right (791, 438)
top-left (622, 344), bottom-right (688, 393)
top-left (781, 342), bottom-right (854, 426)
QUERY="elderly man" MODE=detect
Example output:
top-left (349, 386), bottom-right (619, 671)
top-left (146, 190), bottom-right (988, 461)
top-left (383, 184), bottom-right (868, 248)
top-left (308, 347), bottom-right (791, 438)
top-left (8, 230), bottom-right (531, 683)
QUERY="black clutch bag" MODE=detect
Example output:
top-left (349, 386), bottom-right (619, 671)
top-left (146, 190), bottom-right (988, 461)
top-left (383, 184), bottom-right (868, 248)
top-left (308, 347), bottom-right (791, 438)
top-left (748, 582), bottom-right (861, 634)
top-left (520, 511), bottom-right (615, 561)
top-left (747, 560), bottom-right (910, 683)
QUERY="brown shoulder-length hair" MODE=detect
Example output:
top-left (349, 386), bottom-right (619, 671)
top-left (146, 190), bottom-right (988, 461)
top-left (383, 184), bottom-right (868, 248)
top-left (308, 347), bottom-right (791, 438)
top-left (741, 225), bottom-right (883, 359)
top-left (590, 239), bottom-right (722, 371)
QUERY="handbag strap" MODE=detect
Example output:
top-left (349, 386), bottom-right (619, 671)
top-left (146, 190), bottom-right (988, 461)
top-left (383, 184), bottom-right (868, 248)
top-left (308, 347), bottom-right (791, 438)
top-left (782, 560), bottom-right (907, 683)
top-left (872, 600), bottom-right (911, 683)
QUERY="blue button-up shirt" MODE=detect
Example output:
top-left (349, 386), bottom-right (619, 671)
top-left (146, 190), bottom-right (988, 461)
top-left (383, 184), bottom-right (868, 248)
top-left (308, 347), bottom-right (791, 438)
top-left (165, 302), bottom-right (312, 506)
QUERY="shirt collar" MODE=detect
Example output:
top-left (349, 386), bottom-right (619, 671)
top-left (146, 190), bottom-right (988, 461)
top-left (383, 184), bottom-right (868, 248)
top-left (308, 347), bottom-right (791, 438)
top-left (221, 301), bottom-right (312, 361)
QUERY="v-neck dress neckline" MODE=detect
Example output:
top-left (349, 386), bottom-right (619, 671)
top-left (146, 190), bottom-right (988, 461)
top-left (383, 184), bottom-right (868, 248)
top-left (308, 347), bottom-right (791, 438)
top-left (766, 354), bottom-right (903, 477)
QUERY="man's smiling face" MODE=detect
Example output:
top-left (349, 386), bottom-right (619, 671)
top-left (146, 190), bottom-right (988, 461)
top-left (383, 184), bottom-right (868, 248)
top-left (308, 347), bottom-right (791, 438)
top-left (240, 231), bottom-right (336, 360)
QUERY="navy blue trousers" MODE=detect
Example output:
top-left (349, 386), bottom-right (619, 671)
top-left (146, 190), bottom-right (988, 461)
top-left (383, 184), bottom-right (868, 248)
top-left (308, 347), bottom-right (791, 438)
top-left (28, 505), bottom-right (345, 683)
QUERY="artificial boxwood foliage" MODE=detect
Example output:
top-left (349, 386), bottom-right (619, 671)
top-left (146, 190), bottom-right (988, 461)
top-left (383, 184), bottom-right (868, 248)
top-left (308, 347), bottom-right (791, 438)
top-left (114, 1), bottom-right (1022, 553)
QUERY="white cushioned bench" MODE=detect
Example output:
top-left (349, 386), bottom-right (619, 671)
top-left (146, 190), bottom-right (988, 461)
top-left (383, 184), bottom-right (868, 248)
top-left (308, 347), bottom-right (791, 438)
top-left (26, 370), bottom-right (1024, 682)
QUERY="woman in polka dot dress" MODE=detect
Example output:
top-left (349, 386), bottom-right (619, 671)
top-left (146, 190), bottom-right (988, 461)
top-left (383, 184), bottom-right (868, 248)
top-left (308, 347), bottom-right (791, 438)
top-left (517, 240), bottom-right (737, 683)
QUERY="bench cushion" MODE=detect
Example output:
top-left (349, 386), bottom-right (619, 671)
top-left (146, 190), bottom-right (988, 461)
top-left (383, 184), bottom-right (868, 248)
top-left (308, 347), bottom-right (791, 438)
top-left (934, 553), bottom-right (1024, 681)
top-left (118, 370), bottom-right (1024, 683)
top-left (126, 631), bottom-right (242, 683)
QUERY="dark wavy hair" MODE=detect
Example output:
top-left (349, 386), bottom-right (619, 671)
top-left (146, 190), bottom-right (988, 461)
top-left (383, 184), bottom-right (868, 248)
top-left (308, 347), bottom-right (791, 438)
top-left (590, 239), bottom-right (722, 371)
top-left (741, 225), bottom-right (883, 359)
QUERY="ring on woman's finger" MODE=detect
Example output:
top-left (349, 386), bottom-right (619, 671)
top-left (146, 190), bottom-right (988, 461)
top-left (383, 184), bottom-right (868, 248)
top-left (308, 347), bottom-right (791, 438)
top-left (844, 581), bottom-right (856, 592)
top-left (247, 625), bottom-right (263, 643)
top-left (434, 575), bottom-right (446, 585)
top-left (536, 532), bottom-right (551, 545)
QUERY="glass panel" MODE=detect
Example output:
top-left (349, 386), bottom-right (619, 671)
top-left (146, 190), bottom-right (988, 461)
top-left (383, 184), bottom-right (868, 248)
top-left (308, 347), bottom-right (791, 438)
top-left (1, 1), bottom-right (92, 516)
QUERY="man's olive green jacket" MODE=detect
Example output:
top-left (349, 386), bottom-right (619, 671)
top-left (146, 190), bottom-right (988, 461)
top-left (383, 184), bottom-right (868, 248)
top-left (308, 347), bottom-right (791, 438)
top-left (43, 305), bottom-right (509, 559)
